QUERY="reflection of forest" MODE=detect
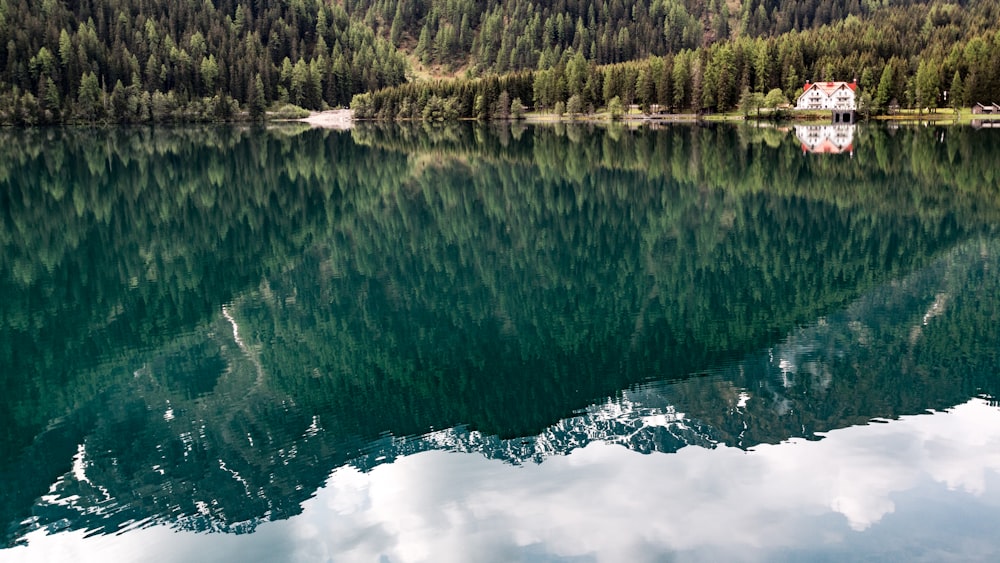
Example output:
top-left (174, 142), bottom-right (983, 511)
top-left (1, 124), bottom-right (999, 545)
top-left (348, 233), bottom-right (1000, 467)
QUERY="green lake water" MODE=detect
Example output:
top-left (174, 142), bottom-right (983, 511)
top-left (1, 122), bottom-right (999, 562)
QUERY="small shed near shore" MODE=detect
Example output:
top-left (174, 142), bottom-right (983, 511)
top-left (972, 102), bottom-right (1000, 114)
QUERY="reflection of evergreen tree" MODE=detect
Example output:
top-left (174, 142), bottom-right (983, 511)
top-left (2, 123), bottom-right (1000, 546)
top-left (0, 127), bottom-right (382, 452)
top-left (0, 126), bottom-right (407, 539)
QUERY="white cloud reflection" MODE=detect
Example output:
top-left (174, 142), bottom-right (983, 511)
top-left (5, 399), bottom-right (1000, 563)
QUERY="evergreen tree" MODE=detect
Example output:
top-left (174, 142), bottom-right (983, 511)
top-left (249, 73), bottom-right (266, 121)
top-left (495, 90), bottom-right (511, 119)
top-left (566, 93), bottom-right (583, 116)
top-left (77, 71), bottom-right (102, 122)
top-left (607, 95), bottom-right (624, 119)
top-left (949, 71), bottom-right (964, 110)
top-left (916, 59), bottom-right (940, 111)
top-left (510, 97), bottom-right (525, 120)
top-left (875, 63), bottom-right (894, 111)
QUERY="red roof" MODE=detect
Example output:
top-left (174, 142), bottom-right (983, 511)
top-left (802, 81), bottom-right (857, 96)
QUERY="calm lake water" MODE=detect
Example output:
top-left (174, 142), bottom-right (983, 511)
top-left (1, 122), bottom-right (1000, 562)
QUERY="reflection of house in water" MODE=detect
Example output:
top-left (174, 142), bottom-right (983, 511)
top-left (794, 125), bottom-right (856, 155)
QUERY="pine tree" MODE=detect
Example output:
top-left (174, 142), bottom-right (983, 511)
top-left (510, 97), bottom-right (525, 119)
top-left (249, 73), bottom-right (266, 120)
top-left (77, 71), bottom-right (102, 121)
top-left (495, 90), bottom-right (510, 119)
top-left (875, 63), bottom-right (894, 111)
top-left (566, 93), bottom-right (583, 116)
top-left (915, 59), bottom-right (939, 112)
top-left (949, 70), bottom-right (964, 110)
top-left (200, 55), bottom-right (219, 95)
top-left (607, 95), bottom-right (624, 119)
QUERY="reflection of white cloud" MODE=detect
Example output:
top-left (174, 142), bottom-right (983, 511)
top-left (5, 400), bottom-right (1000, 562)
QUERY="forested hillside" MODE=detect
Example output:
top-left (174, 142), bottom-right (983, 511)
top-left (355, 0), bottom-right (1000, 119)
top-left (0, 0), bottom-right (409, 123)
top-left (346, 0), bottom-right (986, 71)
top-left (1, 0), bottom-right (1000, 123)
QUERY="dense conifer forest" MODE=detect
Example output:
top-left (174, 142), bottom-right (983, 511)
top-left (1, 0), bottom-right (999, 123)
top-left (0, 0), bottom-right (410, 123)
top-left (353, 0), bottom-right (1000, 119)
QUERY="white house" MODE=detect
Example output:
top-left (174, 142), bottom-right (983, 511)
top-left (795, 80), bottom-right (857, 110)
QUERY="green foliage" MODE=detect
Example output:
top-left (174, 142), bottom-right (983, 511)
top-left (607, 96), bottom-right (624, 120)
top-left (510, 97), bottom-right (525, 120)
top-left (473, 94), bottom-right (488, 120)
top-left (0, 0), bottom-right (409, 124)
top-left (858, 91), bottom-right (875, 119)
top-left (421, 95), bottom-right (458, 121)
top-left (350, 93), bottom-right (375, 119)
top-left (949, 71), bottom-right (965, 109)
top-left (271, 104), bottom-right (311, 119)
top-left (566, 94), bottom-right (583, 116)
top-left (357, 0), bottom-right (1000, 120)
top-left (764, 88), bottom-right (788, 108)
top-left (199, 55), bottom-right (219, 96)
top-left (3, 0), bottom-right (1000, 123)
top-left (740, 89), bottom-right (765, 117)
top-left (249, 74), bottom-right (266, 121)
top-left (76, 71), bottom-right (102, 121)
top-left (495, 90), bottom-right (511, 120)
top-left (875, 62), bottom-right (896, 111)
top-left (916, 59), bottom-right (941, 111)
top-left (352, 72), bottom-right (534, 121)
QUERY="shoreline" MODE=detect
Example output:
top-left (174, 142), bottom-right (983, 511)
top-left (296, 109), bottom-right (354, 129)
top-left (296, 109), bottom-right (1000, 131)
